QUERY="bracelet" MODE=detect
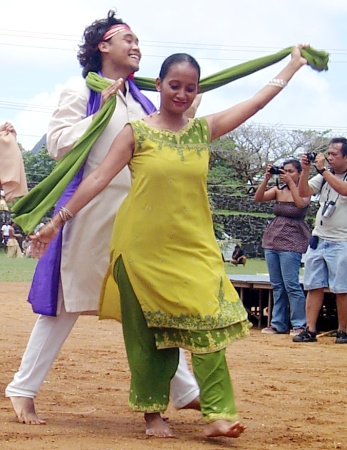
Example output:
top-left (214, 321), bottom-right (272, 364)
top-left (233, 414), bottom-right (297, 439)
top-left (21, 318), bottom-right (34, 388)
top-left (49, 219), bottom-right (59, 233)
top-left (59, 206), bottom-right (74, 223)
top-left (268, 78), bottom-right (288, 89)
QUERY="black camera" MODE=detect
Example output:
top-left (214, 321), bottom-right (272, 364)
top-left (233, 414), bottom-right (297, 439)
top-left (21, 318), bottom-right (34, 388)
top-left (306, 151), bottom-right (317, 162)
top-left (269, 165), bottom-right (284, 175)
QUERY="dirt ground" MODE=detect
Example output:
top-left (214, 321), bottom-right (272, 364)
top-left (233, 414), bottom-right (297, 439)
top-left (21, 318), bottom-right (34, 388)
top-left (1, 282), bottom-right (346, 450)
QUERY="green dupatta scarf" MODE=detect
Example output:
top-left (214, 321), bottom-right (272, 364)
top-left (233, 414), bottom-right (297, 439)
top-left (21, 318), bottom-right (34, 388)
top-left (12, 46), bottom-right (329, 233)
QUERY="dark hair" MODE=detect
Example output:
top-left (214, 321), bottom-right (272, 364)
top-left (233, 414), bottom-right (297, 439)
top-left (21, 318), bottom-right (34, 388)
top-left (159, 53), bottom-right (200, 81)
top-left (329, 137), bottom-right (347, 157)
top-left (77, 10), bottom-right (128, 78)
top-left (282, 158), bottom-right (302, 173)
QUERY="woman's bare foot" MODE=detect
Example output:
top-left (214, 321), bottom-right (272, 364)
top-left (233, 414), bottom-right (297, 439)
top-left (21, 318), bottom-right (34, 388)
top-left (178, 395), bottom-right (200, 411)
top-left (204, 420), bottom-right (245, 438)
top-left (144, 413), bottom-right (175, 438)
top-left (9, 397), bottom-right (46, 425)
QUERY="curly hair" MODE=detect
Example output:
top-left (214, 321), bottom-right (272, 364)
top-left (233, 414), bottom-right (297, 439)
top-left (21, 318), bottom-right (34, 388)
top-left (77, 9), bottom-right (128, 78)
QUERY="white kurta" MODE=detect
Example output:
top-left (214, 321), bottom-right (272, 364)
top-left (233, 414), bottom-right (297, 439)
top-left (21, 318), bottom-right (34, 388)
top-left (47, 79), bottom-right (148, 312)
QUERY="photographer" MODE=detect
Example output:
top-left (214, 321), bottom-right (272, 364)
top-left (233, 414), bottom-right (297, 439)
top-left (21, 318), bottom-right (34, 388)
top-left (293, 138), bottom-right (347, 344)
top-left (255, 159), bottom-right (311, 336)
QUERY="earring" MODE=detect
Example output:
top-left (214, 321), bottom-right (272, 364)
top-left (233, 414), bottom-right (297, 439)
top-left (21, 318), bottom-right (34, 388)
top-left (156, 92), bottom-right (161, 114)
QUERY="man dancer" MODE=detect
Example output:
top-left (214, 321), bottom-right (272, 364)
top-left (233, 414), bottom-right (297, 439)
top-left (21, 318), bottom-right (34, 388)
top-left (6, 10), bottom-right (199, 425)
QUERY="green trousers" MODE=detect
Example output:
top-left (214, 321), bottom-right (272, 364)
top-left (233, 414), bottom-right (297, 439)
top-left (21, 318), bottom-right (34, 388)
top-left (115, 258), bottom-right (238, 422)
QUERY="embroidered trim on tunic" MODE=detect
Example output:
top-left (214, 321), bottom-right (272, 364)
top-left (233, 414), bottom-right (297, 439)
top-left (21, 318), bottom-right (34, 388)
top-left (131, 119), bottom-right (210, 161)
top-left (154, 320), bottom-right (251, 354)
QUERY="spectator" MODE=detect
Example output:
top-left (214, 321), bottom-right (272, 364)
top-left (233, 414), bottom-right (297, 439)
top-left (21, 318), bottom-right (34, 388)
top-left (22, 236), bottom-right (32, 258)
top-left (6, 222), bottom-right (23, 258)
top-left (230, 245), bottom-right (247, 266)
top-left (1, 219), bottom-right (11, 250)
top-left (293, 138), bottom-right (347, 344)
top-left (255, 159), bottom-right (311, 336)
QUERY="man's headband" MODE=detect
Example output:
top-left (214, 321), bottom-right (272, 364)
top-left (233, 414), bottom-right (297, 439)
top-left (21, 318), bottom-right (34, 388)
top-left (102, 24), bottom-right (131, 42)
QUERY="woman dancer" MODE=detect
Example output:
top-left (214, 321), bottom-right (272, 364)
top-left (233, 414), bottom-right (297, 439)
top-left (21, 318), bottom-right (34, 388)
top-left (32, 47), bottom-right (308, 439)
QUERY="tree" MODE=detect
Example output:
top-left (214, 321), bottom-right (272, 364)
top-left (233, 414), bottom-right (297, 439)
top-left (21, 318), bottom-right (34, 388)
top-left (209, 123), bottom-right (332, 187)
top-left (22, 146), bottom-right (57, 188)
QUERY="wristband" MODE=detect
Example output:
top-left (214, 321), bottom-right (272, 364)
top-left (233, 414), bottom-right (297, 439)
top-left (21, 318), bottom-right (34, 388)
top-left (317, 167), bottom-right (327, 175)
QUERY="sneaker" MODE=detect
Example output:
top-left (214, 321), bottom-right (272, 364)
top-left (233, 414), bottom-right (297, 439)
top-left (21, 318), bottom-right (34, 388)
top-left (335, 330), bottom-right (347, 344)
top-left (292, 327), bottom-right (317, 343)
top-left (290, 328), bottom-right (305, 336)
top-left (261, 326), bottom-right (278, 334)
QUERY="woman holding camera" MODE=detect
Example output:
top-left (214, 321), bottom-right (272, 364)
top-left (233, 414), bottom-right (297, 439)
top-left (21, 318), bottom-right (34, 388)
top-left (254, 159), bottom-right (311, 336)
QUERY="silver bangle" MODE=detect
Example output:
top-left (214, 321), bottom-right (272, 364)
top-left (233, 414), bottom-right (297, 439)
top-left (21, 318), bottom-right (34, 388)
top-left (268, 78), bottom-right (288, 89)
top-left (49, 219), bottom-right (58, 233)
top-left (59, 206), bottom-right (74, 223)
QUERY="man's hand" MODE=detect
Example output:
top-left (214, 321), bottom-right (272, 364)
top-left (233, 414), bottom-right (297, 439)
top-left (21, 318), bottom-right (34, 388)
top-left (99, 78), bottom-right (125, 110)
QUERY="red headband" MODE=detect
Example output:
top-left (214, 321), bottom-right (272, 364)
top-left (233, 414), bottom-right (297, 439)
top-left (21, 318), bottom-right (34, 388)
top-left (102, 24), bottom-right (131, 41)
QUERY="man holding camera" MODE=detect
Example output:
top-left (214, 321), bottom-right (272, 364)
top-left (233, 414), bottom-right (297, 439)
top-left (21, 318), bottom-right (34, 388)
top-left (293, 137), bottom-right (347, 344)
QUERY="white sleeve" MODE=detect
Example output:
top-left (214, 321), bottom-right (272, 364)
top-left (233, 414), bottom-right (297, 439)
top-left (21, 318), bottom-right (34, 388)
top-left (47, 80), bottom-right (94, 161)
top-left (308, 173), bottom-right (324, 195)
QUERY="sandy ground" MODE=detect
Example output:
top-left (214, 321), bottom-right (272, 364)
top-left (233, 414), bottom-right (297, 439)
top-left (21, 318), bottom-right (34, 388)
top-left (1, 281), bottom-right (346, 450)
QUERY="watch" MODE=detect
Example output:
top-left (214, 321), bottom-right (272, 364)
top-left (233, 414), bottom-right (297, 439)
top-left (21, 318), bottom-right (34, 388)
top-left (317, 167), bottom-right (327, 175)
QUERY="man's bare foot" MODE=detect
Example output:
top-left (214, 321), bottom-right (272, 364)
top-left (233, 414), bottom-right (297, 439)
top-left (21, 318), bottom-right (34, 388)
top-left (179, 395), bottom-right (200, 411)
top-left (9, 397), bottom-right (46, 425)
top-left (144, 413), bottom-right (175, 438)
top-left (204, 420), bottom-right (246, 438)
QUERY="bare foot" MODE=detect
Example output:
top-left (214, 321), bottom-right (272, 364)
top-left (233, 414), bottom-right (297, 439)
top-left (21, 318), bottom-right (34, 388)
top-left (204, 420), bottom-right (246, 438)
top-left (179, 395), bottom-right (200, 411)
top-left (144, 413), bottom-right (175, 438)
top-left (9, 397), bottom-right (46, 425)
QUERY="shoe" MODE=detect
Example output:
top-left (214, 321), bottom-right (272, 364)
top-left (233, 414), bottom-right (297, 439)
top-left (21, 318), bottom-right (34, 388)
top-left (335, 330), bottom-right (347, 344)
top-left (292, 327), bottom-right (317, 343)
top-left (290, 328), bottom-right (305, 336)
top-left (261, 326), bottom-right (278, 334)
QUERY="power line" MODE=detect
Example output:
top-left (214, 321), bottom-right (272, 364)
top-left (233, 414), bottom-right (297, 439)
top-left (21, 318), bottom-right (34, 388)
top-left (14, 122), bottom-right (347, 148)
top-left (1, 28), bottom-right (347, 62)
top-left (0, 100), bottom-right (53, 113)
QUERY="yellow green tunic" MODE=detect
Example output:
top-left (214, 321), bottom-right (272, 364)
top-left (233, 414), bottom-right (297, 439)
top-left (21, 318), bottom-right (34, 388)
top-left (102, 117), bottom-right (250, 353)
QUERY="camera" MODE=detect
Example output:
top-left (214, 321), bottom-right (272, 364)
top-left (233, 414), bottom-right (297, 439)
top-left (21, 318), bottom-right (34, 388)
top-left (306, 151), bottom-right (317, 162)
top-left (269, 165), bottom-right (284, 175)
top-left (322, 200), bottom-right (336, 218)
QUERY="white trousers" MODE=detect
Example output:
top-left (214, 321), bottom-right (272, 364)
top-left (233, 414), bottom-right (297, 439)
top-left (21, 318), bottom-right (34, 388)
top-left (5, 304), bottom-right (199, 409)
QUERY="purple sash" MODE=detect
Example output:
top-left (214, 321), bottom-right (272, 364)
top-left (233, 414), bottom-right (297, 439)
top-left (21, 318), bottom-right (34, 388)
top-left (28, 77), bottom-right (155, 315)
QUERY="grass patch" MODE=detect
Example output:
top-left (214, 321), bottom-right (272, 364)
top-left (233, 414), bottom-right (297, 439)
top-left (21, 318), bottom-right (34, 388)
top-left (0, 251), bottom-right (38, 282)
top-left (225, 258), bottom-right (269, 275)
top-left (0, 250), bottom-right (273, 282)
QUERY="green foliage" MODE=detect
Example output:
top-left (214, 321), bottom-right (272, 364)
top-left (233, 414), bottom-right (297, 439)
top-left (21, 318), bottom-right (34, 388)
top-left (208, 158), bottom-right (236, 185)
top-left (22, 146), bottom-right (57, 186)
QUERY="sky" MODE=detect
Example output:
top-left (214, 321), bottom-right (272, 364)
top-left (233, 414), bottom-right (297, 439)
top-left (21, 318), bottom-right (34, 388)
top-left (1, 0), bottom-right (347, 151)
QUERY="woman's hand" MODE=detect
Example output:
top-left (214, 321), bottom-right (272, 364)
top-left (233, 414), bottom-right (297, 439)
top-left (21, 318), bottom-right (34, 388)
top-left (0, 122), bottom-right (16, 135)
top-left (265, 164), bottom-right (273, 181)
top-left (290, 44), bottom-right (309, 69)
top-left (99, 78), bottom-right (124, 110)
top-left (30, 219), bottom-right (61, 258)
top-left (279, 170), bottom-right (293, 186)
